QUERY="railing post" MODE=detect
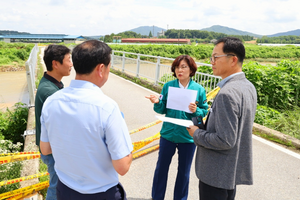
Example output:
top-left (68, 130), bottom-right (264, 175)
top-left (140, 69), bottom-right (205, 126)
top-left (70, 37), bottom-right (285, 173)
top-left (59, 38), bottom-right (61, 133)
top-left (136, 54), bottom-right (140, 78)
top-left (25, 44), bottom-right (38, 107)
top-left (155, 56), bottom-right (161, 85)
top-left (111, 50), bottom-right (114, 69)
top-left (122, 52), bottom-right (125, 72)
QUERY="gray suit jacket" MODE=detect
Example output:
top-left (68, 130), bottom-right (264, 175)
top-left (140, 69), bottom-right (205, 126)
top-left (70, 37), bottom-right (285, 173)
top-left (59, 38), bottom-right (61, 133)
top-left (193, 72), bottom-right (257, 190)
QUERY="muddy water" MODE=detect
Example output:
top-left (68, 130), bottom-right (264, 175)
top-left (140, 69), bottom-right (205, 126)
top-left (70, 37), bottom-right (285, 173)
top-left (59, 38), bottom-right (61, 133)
top-left (0, 70), bottom-right (29, 110)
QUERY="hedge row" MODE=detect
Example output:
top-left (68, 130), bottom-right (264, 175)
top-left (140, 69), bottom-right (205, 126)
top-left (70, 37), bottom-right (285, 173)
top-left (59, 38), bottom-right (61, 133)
top-left (196, 60), bottom-right (300, 110)
top-left (109, 44), bottom-right (300, 60)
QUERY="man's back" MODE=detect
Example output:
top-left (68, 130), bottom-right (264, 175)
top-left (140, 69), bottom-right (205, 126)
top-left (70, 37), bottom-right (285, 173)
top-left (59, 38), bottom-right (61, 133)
top-left (41, 79), bottom-right (133, 194)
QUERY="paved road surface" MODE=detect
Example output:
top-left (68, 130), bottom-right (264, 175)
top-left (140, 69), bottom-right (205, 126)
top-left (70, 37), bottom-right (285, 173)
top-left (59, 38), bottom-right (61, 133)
top-left (63, 70), bottom-right (300, 200)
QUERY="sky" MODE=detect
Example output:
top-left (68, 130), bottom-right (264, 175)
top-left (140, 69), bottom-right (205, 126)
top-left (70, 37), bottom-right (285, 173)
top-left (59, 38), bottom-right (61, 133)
top-left (0, 0), bottom-right (299, 36)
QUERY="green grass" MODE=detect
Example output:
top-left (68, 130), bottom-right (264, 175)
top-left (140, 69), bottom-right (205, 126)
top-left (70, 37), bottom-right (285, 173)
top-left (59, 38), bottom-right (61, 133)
top-left (253, 131), bottom-right (295, 148)
top-left (39, 159), bottom-right (49, 198)
top-left (267, 107), bottom-right (300, 140)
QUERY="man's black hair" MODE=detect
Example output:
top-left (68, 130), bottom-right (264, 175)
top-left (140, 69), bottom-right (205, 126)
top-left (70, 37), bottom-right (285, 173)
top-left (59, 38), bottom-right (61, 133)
top-left (72, 40), bottom-right (112, 74)
top-left (215, 37), bottom-right (245, 64)
top-left (43, 44), bottom-right (71, 71)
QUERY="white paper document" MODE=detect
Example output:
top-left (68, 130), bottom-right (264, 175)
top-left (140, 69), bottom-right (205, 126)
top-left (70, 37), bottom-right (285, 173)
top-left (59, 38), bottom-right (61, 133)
top-left (166, 86), bottom-right (198, 113)
top-left (156, 115), bottom-right (193, 128)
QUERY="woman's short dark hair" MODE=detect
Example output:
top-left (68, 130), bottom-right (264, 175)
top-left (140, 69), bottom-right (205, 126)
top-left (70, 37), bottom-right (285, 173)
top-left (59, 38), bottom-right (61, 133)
top-left (171, 55), bottom-right (197, 78)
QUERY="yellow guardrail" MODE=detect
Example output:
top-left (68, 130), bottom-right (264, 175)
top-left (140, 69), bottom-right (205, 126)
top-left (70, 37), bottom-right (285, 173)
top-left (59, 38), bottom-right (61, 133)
top-left (0, 154), bottom-right (40, 165)
top-left (0, 172), bottom-right (49, 187)
top-left (0, 152), bottom-right (40, 157)
top-left (133, 144), bottom-right (160, 159)
top-left (129, 120), bottom-right (162, 135)
top-left (0, 181), bottom-right (49, 200)
top-left (206, 86), bottom-right (220, 102)
top-left (132, 133), bottom-right (160, 153)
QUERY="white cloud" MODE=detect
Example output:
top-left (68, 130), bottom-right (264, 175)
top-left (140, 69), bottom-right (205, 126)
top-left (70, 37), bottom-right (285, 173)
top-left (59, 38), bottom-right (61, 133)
top-left (0, 0), bottom-right (299, 36)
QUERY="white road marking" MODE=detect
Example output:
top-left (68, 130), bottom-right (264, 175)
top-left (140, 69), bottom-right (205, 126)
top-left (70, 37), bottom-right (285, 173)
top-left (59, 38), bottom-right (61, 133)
top-left (253, 134), bottom-right (300, 159)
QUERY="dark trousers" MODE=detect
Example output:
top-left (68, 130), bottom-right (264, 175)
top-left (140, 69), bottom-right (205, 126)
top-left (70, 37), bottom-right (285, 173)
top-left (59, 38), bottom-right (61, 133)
top-left (199, 180), bottom-right (236, 200)
top-left (57, 178), bottom-right (127, 200)
top-left (152, 137), bottom-right (196, 200)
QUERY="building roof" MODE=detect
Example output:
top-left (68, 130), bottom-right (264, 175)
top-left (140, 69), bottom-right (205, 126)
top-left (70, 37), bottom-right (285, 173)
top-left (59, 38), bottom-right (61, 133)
top-left (0, 34), bottom-right (84, 39)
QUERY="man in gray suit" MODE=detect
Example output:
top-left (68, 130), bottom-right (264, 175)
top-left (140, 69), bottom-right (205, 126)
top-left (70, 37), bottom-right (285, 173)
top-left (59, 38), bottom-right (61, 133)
top-left (187, 37), bottom-right (257, 200)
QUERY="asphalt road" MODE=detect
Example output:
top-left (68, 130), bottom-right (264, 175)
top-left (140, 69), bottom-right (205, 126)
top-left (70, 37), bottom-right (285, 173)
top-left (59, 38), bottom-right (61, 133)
top-left (62, 70), bottom-right (300, 200)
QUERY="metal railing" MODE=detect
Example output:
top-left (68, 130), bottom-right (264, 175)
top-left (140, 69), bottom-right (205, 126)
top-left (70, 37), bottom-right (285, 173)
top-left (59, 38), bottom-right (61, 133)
top-left (111, 51), bottom-right (221, 93)
top-left (25, 44), bottom-right (39, 107)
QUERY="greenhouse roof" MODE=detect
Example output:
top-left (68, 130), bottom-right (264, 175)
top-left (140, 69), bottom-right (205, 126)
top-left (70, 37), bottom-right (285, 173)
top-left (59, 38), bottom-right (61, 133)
top-left (0, 34), bottom-right (84, 39)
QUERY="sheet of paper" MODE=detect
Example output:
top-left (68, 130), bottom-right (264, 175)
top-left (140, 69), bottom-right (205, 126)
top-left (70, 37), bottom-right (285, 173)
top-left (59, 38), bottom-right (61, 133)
top-left (156, 115), bottom-right (193, 127)
top-left (166, 86), bottom-right (197, 113)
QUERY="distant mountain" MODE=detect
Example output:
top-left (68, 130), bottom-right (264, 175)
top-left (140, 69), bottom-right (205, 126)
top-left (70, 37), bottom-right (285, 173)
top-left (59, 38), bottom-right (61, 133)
top-left (201, 25), bottom-right (262, 38)
top-left (267, 29), bottom-right (300, 37)
top-left (128, 26), bottom-right (167, 37)
top-left (0, 30), bottom-right (30, 35)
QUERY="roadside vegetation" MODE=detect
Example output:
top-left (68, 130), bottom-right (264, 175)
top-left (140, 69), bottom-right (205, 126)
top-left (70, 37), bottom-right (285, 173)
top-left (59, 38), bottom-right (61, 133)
top-left (0, 42), bottom-right (34, 71)
top-left (0, 103), bottom-right (28, 193)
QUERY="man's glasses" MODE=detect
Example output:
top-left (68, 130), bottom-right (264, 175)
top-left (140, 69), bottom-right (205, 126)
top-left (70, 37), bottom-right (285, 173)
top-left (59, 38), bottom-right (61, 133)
top-left (209, 54), bottom-right (235, 63)
top-left (175, 65), bottom-right (189, 70)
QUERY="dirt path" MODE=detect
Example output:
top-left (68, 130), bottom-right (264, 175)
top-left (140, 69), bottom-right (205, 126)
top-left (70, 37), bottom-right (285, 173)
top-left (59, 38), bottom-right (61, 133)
top-left (0, 70), bottom-right (28, 111)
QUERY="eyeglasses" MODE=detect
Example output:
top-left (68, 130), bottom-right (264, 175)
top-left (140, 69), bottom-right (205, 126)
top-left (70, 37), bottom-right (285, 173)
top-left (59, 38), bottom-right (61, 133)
top-left (209, 54), bottom-right (235, 63)
top-left (175, 65), bottom-right (189, 70)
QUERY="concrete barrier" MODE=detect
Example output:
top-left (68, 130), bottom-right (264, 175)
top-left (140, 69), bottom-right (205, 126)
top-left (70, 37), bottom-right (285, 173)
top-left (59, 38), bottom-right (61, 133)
top-left (253, 123), bottom-right (300, 149)
top-left (20, 107), bottom-right (43, 199)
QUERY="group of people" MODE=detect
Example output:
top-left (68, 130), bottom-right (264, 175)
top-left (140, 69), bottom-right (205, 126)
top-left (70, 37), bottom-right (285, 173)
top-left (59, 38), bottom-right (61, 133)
top-left (35, 37), bottom-right (257, 200)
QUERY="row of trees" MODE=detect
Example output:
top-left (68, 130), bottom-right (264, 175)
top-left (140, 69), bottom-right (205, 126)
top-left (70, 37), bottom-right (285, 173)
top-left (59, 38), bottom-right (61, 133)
top-left (164, 29), bottom-right (254, 41)
top-left (101, 29), bottom-right (254, 43)
top-left (257, 36), bottom-right (300, 44)
top-left (101, 30), bottom-right (300, 44)
top-left (100, 31), bottom-right (148, 42)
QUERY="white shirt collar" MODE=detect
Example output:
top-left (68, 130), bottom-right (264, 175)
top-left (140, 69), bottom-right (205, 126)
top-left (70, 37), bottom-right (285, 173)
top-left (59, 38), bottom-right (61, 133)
top-left (179, 80), bottom-right (190, 89)
top-left (217, 72), bottom-right (244, 88)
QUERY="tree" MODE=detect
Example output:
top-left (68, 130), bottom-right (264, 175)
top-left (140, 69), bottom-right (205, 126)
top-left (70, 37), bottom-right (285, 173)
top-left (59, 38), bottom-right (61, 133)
top-left (149, 31), bottom-right (153, 38)
top-left (103, 35), bottom-right (112, 43)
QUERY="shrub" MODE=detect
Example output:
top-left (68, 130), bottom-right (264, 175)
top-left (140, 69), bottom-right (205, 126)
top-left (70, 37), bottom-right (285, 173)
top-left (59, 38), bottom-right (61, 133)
top-left (255, 104), bottom-right (282, 126)
top-left (0, 140), bottom-right (23, 194)
top-left (0, 103), bottom-right (28, 146)
top-left (244, 60), bottom-right (300, 110)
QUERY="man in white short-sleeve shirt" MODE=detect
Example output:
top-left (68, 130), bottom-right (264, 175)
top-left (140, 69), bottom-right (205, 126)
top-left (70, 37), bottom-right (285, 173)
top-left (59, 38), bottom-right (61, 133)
top-left (40, 40), bottom-right (133, 200)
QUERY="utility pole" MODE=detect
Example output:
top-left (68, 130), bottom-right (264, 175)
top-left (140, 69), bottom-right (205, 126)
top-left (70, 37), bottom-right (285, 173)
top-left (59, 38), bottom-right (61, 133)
top-left (153, 25), bottom-right (154, 37)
